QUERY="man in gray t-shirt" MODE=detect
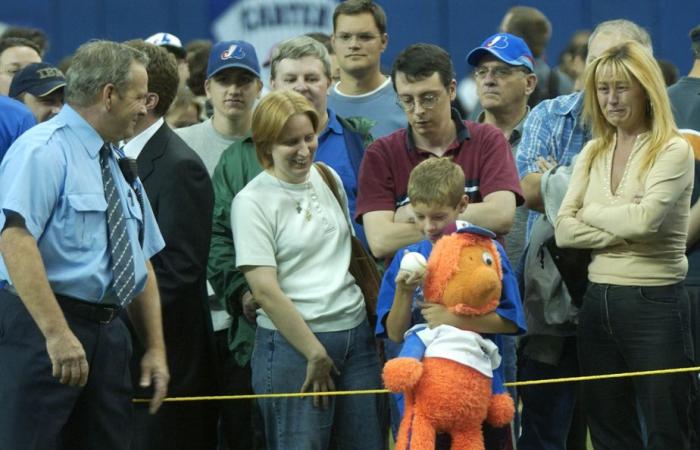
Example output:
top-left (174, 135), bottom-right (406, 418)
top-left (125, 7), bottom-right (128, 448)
top-left (327, 0), bottom-right (405, 138)
top-left (175, 40), bottom-right (263, 175)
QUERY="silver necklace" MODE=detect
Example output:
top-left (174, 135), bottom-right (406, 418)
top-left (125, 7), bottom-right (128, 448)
top-left (274, 171), bottom-right (312, 222)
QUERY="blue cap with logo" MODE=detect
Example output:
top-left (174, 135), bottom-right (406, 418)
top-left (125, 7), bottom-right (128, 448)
top-left (207, 40), bottom-right (261, 79)
top-left (466, 33), bottom-right (535, 72)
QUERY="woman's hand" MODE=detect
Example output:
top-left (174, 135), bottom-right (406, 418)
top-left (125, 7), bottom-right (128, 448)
top-left (241, 291), bottom-right (258, 323)
top-left (301, 350), bottom-right (339, 408)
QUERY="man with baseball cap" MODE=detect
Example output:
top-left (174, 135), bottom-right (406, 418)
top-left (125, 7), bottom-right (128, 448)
top-left (467, 33), bottom-right (536, 261)
top-left (174, 41), bottom-right (263, 450)
top-left (467, 33), bottom-right (537, 144)
top-left (175, 39), bottom-right (262, 175)
top-left (466, 33), bottom-right (537, 447)
top-left (9, 61), bottom-right (65, 123)
top-left (145, 32), bottom-right (189, 86)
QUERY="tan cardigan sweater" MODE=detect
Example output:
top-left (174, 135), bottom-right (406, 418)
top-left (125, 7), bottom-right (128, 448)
top-left (555, 134), bottom-right (694, 286)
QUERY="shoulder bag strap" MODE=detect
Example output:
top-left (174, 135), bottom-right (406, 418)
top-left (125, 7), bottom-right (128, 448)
top-left (314, 162), bottom-right (343, 208)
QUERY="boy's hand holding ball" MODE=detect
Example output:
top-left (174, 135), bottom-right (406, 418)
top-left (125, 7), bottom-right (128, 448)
top-left (396, 252), bottom-right (427, 291)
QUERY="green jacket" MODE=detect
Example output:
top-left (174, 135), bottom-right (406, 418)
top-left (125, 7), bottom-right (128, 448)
top-left (207, 116), bottom-right (374, 366)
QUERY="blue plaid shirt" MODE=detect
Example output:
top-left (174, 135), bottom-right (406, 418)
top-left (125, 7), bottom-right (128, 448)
top-left (516, 92), bottom-right (591, 235)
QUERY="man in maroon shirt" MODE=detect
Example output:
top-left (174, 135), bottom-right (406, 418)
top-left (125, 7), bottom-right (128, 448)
top-left (356, 43), bottom-right (524, 258)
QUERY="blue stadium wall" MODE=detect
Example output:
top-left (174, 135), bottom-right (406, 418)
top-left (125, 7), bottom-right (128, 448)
top-left (2, 0), bottom-right (698, 80)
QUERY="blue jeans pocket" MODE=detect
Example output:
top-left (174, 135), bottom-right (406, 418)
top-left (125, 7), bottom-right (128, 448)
top-left (637, 285), bottom-right (681, 304)
top-left (638, 284), bottom-right (694, 361)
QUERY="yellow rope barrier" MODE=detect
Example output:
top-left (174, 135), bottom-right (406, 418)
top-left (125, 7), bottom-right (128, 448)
top-left (134, 365), bottom-right (700, 403)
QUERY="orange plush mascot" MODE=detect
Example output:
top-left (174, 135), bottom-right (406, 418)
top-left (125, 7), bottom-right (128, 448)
top-left (382, 225), bottom-right (515, 450)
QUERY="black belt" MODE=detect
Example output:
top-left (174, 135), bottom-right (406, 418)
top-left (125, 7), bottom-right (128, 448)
top-left (55, 295), bottom-right (122, 324)
top-left (0, 285), bottom-right (121, 324)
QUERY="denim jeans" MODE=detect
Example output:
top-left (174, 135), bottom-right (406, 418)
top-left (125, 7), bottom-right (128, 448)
top-left (517, 336), bottom-right (585, 450)
top-left (251, 320), bottom-right (384, 450)
top-left (578, 282), bottom-right (694, 450)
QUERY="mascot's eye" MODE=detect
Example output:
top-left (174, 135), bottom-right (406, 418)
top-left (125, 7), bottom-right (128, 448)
top-left (482, 251), bottom-right (494, 266)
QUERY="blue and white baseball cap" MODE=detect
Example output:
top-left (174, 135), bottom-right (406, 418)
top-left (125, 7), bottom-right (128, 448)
top-left (207, 40), bottom-right (261, 79)
top-left (466, 33), bottom-right (534, 72)
top-left (443, 220), bottom-right (497, 238)
top-left (145, 32), bottom-right (186, 59)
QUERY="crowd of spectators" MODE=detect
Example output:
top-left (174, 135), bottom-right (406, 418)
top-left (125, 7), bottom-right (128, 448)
top-left (0, 2), bottom-right (699, 449)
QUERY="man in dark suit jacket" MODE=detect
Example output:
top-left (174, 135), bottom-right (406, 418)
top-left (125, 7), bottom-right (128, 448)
top-left (123, 40), bottom-right (218, 450)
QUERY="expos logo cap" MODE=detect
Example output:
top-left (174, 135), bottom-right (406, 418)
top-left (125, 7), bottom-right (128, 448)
top-left (207, 40), bottom-right (261, 79)
top-left (466, 33), bottom-right (535, 72)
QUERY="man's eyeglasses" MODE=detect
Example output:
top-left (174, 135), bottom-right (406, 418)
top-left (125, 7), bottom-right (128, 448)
top-left (334, 33), bottom-right (380, 45)
top-left (473, 66), bottom-right (528, 80)
top-left (396, 92), bottom-right (441, 112)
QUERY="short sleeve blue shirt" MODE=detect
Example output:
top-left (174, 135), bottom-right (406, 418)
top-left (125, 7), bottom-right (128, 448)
top-left (315, 108), bottom-right (367, 247)
top-left (0, 105), bottom-right (164, 304)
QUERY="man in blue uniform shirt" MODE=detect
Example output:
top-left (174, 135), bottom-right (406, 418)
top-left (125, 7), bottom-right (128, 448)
top-left (0, 40), bottom-right (168, 450)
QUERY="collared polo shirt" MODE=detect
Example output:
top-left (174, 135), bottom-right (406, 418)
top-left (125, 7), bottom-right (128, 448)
top-left (356, 108), bottom-right (524, 221)
top-left (0, 105), bottom-right (164, 304)
top-left (476, 107), bottom-right (531, 264)
top-left (315, 108), bottom-right (366, 245)
top-left (475, 106), bottom-right (530, 149)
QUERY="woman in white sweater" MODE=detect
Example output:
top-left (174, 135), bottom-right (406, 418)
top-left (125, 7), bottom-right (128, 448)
top-left (555, 41), bottom-right (694, 449)
top-left (231, 90), bottom-right (383, 450)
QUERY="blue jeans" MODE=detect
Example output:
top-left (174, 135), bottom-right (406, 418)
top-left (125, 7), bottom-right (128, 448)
top-left (252, 320), bottom-right (384, 450)
top-left (578, 282), bottom-right (694, 450)
top-left (517, 336), bottom-right (585, 450)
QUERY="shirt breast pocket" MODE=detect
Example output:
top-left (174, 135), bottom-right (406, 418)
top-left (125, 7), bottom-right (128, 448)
top-left (124, 189), bottom-right (144, 240)
top-left (65, 194), bottom-right (108, 251)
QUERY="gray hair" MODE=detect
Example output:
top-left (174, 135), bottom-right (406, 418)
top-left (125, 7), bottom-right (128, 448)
top-left (65, 40), bottom-right (149, 107)
top-left (589, 20), bottom-right (653, 55)
top-left (269, 36), bottom-right (331, 81)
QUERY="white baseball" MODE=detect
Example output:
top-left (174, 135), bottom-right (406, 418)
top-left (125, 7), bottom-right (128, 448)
top-left (400, 252), bottom-right (427, 276)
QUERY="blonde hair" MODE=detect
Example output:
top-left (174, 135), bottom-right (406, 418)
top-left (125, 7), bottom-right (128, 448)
top-left (408, 158), bottom-right (465, 208)
top-left (251, 90), bottom-right (319, 169)
top-left (581, 40), bottom-right (678, 176)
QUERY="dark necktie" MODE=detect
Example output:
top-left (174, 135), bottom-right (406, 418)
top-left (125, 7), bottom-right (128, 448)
top-left (100, 144), bottom-right (136, 306)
